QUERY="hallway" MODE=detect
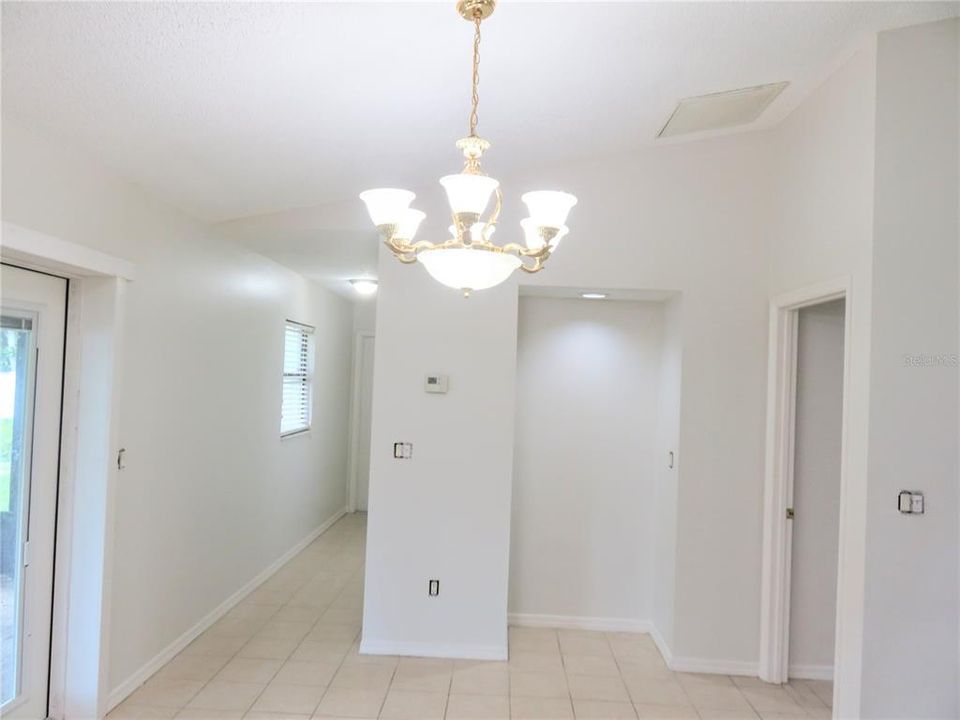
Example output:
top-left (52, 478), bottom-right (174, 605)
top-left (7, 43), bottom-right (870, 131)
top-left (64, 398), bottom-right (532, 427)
top-left (109, 515), bottom-right (832, 720)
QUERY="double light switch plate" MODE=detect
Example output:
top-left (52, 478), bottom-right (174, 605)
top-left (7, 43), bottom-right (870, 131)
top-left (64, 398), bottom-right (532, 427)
top-left (898, 490), bottom-right (924, 514)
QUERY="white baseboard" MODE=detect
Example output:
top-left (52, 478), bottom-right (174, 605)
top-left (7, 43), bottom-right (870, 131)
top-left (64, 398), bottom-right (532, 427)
top-left (647, 622), bottom-right (673, 666)
top-left (360, 639), bottom-right (507, 661)
top-left (106, 507), bottom-right (348, 711)
top-left (508, 613), bottom-right (650, 634)
top-left (507, 616), bottom-right (759, 680)
top-left (648, 623), bottom-right (757, 678)
top-left (669, 655), bottom-right (759, 677)
top-left (788, 663), bottom-right (833, 681)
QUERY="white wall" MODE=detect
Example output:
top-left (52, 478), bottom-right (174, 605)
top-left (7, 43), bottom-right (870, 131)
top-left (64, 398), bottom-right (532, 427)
top-left (361, 244), bottom-right (518, 658)
top-left (1, 119), bottom-right (355, 695)
top-left (789, 299), bottom-right (845, 676)
top-left (510, 297), bottom-right (664, 626)
top-left (861, 19), bottom-right (959, 718)
top-left (353, 296), bottom-right (377, 335)
top-left (652, 296), bottom-right (682, 651)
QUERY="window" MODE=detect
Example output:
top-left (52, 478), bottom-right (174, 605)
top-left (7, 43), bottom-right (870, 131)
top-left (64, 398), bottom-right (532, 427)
top-left (281, 321), bottom-right (314, 436)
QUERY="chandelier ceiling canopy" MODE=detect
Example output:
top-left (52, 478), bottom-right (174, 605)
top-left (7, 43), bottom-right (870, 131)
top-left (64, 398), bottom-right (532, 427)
top-left (359, 0), bottom-right (578, 297)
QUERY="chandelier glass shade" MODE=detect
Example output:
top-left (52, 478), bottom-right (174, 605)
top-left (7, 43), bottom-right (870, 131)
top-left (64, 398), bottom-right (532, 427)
top-left (359, 0), bottom-right (577, 296)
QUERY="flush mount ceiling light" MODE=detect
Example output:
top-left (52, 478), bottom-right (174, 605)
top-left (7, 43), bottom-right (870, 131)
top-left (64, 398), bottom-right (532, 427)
top-left (350, 279), bottom-right (378, 296)
top-left (359, 0), bottom-right (577, 297)
top-left (581, 292), bottom-right (607, 300)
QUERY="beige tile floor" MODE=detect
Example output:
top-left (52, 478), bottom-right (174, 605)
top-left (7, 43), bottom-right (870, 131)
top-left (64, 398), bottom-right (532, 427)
top-left (109, 514), bottom-right (833, 720)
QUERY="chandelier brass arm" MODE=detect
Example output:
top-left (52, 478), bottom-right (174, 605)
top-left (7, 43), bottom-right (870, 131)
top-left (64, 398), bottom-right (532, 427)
top-left (379, 226), bottom-right (558, 273)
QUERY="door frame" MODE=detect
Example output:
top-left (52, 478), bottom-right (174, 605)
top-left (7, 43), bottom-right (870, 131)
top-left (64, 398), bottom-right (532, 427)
top-left (347, 331), bottom-right (374, 512)
top-left (2, 222), bottom-right (134, 720)
top-left (759, 276), bottom-right (851, 689)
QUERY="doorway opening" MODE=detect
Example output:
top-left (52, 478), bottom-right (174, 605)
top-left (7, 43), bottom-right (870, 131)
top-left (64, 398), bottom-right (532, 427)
top-left (788, 299), bottom-right (844, 689)
top-left (759, 279), bottom-right (851, 709)
top-left (349, 333), bottom-right (375, 512)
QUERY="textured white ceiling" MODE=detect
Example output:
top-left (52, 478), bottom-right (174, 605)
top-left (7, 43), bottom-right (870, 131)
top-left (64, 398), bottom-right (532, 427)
top-left (4, 1), bottom-right (957, 226)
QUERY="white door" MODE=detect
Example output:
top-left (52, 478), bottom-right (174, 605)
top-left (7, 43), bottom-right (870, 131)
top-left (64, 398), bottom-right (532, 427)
top-left (355, 335), bottom-right (375, 511)
top-left (1, 264), bottom-right (67, 719)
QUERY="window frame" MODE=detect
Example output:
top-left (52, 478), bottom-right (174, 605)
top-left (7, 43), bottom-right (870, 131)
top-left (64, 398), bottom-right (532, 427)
top-left (280, 319), bottom-right (315, 438)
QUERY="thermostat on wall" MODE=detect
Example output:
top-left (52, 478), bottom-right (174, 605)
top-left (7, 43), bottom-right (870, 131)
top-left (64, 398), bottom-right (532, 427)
top-left (425, 374), bottom-right (449, 394)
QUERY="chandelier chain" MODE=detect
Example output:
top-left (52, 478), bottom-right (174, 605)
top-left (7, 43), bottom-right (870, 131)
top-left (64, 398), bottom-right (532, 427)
top-left (469, 13), bottom-right (481, 137)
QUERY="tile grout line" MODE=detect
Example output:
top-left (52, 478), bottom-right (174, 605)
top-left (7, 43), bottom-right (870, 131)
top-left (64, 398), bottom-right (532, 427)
top-left (506, 646), bottom-right (512, 720)
top-left (605, 630), bottom-right (642, 717)
top-left (374, 650), bottom-right (401, 720)
top-left (557, 631), bottom-right (575, 719)
top-left (441, 659), bottom-right (454, 720)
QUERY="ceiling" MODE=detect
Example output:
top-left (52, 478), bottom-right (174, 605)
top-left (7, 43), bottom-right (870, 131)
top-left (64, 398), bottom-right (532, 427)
top-left (3, 1), bottom-right (957, 294)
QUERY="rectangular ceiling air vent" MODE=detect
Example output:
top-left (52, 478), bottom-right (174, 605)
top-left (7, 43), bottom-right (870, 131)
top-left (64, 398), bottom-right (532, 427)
top-left (658, 81), bottom-right (789, 138)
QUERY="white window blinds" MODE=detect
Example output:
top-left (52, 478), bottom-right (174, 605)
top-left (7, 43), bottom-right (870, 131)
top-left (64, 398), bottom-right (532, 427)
top-left (281, 321), bottom-right (314, 436)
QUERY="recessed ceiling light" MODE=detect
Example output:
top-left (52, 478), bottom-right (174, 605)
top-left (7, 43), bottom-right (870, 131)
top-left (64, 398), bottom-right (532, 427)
top-left (350, 279), bottom-right (378, 296)
top-left (581, 292), bottom-right (607, 300)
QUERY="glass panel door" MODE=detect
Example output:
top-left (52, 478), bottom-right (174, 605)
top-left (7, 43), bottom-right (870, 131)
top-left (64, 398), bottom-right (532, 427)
top-left (1, 313), bottom-right (37, 708)
top-left (0, 264), bottom-right (67, 719)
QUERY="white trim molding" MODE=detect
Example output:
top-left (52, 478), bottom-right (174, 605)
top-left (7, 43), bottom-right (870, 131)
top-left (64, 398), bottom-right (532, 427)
top-left (106, 508), bottom-right (347, 712)
top-left (647, 623), bottom-right (673, 668)
top-left (2, 222), bottom-right (136, 280)
top-left (759, 276), bottom-right (852, 686)
top-left (788, 664), bottom-right (834, 681)
top-left (359, 640), bottom-right (507, 661)
top-left (508, 613), bottom-right (650, 634)
top-left (669, 656), bottom-right (759, 677)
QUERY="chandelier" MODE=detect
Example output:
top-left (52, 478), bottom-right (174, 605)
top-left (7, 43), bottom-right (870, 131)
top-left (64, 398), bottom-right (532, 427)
top-left (359, 0), bottom-right (577, 297)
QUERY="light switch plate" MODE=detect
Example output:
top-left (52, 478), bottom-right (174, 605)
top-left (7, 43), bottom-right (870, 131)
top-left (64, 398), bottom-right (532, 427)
top-left (911, 493), bottom-right (924, 514)
top-left (898, 491), bottom-right (911, 513)
top-left (425, 374), bottom-right (449, 394)
top-left (393, 442), bottom-right (413, 459)
top-left (898, 490), bottom-right (924, 514)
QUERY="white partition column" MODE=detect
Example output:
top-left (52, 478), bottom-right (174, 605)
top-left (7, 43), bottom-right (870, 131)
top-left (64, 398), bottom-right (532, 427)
top-left (360, 244), bottom-right (518, 660)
